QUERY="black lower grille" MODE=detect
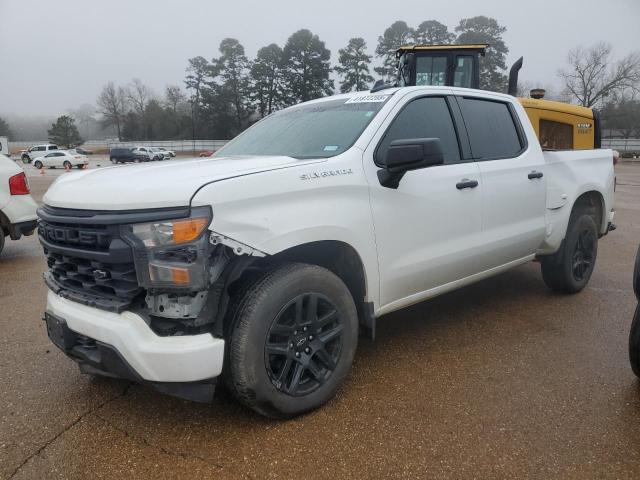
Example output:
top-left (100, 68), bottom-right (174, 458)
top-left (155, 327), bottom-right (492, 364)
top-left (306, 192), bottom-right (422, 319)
top-left (46, 251), bottom-right (142, 299)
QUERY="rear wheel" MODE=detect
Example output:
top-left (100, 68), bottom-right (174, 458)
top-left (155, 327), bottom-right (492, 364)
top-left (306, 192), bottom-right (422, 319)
top-left (540, 212), bottom-right (598, 293)
top-left (110, 157), bottom-right (117, 164)
top-left (0, 228), bottom-right (5, 255)
top-left (225, 263), bottom-right (358, 418)
top-left (63, 161), bottom-right (71, 170)
top-left (33, 160), bottom-right (43, 169)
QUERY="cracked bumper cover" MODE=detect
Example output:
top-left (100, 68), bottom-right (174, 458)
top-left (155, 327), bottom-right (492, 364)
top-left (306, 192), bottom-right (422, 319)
top-left (46, 291), bottom-right (225, 399)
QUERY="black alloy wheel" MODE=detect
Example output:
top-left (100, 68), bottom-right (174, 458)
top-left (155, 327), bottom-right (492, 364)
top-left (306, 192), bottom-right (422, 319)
top-left (571, 227), bottom-right (596, 282)
top-left (264, 293), bottom-right (344, 397)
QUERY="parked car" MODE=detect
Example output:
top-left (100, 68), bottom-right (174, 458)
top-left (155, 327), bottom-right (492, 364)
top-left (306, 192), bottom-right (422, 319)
top-left (67, 148), bottom-right (93, 156)
top-left (157, 147), bottom-right (176, 157)
top-left (131, 146), bottom-right (161, 161)
top-left (21, 144), bottom-right (59, 163)
top-left (199, 150), bottom-right (215, 157)
top-left (0, 154), bottom-right (37, 255)
top-left (39, 86), bottom-right (615, 418)
top-left (109, 148), bottom-right (147, 164)
top-left (149, 147), bottom-right (171, 160)
top-left (630, 246), bottom-right (640, 377)
top-left (33, 151), bottom-right (88, 170)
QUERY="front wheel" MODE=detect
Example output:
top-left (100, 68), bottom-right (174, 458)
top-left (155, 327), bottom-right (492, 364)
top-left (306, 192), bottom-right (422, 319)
top-left (63, 161), bottom-right (72, 170)
top-left (226, 263), bottom-right (358, 418)
top-left (0, 228), bottom-right (5, 256)
top-left (540, 213), bottom-right (598, 293)
top-left (33, 160), bottom-right (43, 170)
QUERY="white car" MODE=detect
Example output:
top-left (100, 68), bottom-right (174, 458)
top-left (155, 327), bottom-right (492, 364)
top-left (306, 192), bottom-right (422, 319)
top-left (157, 147), bottom-right (176, 158)
top-left (33, 151), bottom-right (88, 170)
top-left (129, 147), bottom-right (158, 161)
top-left (40, 86), bottom-right (615, 418)
top-left (21, 144), bottom-right (59, 163)
top-left (0, 154), bottom-right (37, 255)
top-left (149, 147), bottom-right (171, 160)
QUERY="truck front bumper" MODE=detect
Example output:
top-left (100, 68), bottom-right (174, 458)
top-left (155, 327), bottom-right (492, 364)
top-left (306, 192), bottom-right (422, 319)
top-left (45, 291), bottom-right (225, 402)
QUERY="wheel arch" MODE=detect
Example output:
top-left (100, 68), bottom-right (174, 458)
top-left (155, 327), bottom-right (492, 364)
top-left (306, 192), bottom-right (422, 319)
top-left (571, 189), bottom-right (606, 235)
top-left (259, 240), bottom-right (374, 338)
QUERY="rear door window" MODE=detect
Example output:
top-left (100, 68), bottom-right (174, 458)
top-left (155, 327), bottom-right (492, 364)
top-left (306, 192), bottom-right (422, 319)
top-left (377, 96), bottom-right (461, 165)
top-left (458, 97), bottom-right (524, 160)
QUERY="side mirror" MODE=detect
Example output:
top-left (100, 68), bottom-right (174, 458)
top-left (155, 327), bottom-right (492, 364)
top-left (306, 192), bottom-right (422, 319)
top-left (378, 138), bottom-right (444, 188)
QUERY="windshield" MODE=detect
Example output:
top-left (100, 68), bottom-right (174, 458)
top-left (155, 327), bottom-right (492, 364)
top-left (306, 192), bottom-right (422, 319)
top-left (216, 95), bottom-right (392, 159)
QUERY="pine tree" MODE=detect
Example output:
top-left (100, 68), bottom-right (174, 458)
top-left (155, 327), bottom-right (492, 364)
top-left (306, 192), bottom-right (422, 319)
top-left (251, 43), bottom-right (286, 117)
top-left (335, 38), bottom-right (374, 93)
top-left (282, 29), bottom-right (334, 104)
top-left (413, 20), bottom-right (455, 45)
top-left (48, 115), bottom-right (83, 148)
top-left (375, 21), bottom-right (414, 82)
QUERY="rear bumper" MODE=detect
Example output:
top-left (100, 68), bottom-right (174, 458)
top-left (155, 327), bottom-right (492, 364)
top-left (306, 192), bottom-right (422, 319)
top-left (45, 291), bottom-right (225, 389)
top-left (9, 219), bottom-right (37, 240)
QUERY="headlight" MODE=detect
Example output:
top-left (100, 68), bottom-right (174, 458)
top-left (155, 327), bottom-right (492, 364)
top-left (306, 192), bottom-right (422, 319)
top-left (131, 216), bottom-right (209, 247)
top-left (122, 207), bottom-right (213, 290)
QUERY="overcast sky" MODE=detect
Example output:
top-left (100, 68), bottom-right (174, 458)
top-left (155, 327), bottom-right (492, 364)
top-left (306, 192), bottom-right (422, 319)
top-left (1, 0), bottom-right (638, 116)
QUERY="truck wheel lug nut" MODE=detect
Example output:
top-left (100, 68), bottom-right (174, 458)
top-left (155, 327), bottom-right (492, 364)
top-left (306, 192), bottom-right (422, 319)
top-left (303, 326), bottom-right (307, 332)
top-left (308, 335), bottom-right (313, 340)
top-left (304, 347), bottom-right (310, 354)
top-left (289, 342), bottom-right (294, 348)
top-left (295, 352), bottom-right (300, 358)
top-left (294, 330), bottom-right (298, 335)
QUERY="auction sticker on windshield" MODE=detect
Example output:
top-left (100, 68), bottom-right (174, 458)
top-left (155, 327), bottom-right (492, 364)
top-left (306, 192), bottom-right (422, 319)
top-left (345, 95), bottom-right (390, 104)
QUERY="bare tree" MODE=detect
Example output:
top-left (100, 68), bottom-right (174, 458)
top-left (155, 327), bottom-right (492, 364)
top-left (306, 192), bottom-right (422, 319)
top-left (558, 42), bottom-right (640, 107)
top-left (96, 82), bottom-right (128, 140)
top-left (164, 85), bottom-right (186, 114)
top-left (126, 78), bottom-right (153, 139)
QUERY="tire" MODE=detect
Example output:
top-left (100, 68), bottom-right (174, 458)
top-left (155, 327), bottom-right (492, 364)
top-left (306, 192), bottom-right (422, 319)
top-left (110, 157), bottom-right (117, 164)
top-left (63, 161), bottom-right (71, 170)
top-left (225, 263), bottom-right (358, 418)
top-left (21, 155), bottom-right (30, 163)
top-left (630, 304), bottom-right (640, 378)
top-left (0, 228), bottom-right (4, 256)
top-left (34, 160), bottom-right (43, 169)
top-left (540, 212), bottom-right (598, 293)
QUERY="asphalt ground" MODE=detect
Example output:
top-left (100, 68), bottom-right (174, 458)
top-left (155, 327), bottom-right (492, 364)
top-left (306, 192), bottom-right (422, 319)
top-left (1, 161), bottom-right (640, 479)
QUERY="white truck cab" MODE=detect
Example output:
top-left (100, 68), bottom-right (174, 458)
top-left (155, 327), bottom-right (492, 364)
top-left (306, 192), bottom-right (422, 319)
top-left (21, 144), bottom-right (59, 163)
top-left (40, 86), bottom-right (615, 417)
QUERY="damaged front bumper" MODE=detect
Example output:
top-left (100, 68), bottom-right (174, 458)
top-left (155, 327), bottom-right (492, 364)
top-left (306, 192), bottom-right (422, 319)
top-left (45, 290), bottom-right (225, 402)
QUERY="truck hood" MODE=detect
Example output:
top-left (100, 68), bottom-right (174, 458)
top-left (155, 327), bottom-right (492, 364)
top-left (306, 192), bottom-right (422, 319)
top-left (43, 156), bottom-right (322, 210)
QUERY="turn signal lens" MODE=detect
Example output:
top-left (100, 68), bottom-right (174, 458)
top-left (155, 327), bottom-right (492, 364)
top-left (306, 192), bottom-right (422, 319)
top-left (173, 218), bottom-right (209, 244)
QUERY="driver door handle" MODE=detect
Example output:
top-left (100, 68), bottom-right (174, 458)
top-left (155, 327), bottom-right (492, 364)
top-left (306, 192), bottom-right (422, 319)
top-left (528, 171), bottom-right (543, 179)
top-left (456, 179), bottom-right (479, 190)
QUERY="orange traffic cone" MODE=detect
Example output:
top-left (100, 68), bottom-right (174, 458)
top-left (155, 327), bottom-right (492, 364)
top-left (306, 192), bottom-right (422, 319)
top-left (39, 167), bottom-right (45, 176)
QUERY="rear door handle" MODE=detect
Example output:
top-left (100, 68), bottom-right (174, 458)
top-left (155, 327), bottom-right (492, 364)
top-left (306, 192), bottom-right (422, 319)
top-left (456, 179), bottom-right (479, 190)
top-left (528, 171), bottom-right (543, 179)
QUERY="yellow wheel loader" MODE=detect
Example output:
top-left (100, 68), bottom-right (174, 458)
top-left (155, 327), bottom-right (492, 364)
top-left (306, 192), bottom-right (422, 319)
top-left (382, 44), bottom-right (601, 151)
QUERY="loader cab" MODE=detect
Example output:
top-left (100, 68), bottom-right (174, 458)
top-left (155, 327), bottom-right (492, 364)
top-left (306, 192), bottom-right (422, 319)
top-left (393, 44), bottom-right (601, 151)
top-left (395, 44), bottom-right (487, 89)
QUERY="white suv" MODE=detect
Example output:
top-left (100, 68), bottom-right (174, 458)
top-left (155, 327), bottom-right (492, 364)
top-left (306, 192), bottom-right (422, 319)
top-left (0, 154), bottom-right (37, 254)
top-left (21, 144), bottom-right (59, 163)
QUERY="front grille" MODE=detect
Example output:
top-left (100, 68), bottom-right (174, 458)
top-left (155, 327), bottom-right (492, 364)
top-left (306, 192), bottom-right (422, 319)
top-left (46, 251), bottom-right (141, 299)
top-left (38, 207), bottom-right (144, 306)
top-left (38, 205), bottom-right (191, 310)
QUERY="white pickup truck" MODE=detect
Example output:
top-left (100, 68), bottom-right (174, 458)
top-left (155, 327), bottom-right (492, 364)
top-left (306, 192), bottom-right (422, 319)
top-left (39, 86), bottom-right (615, 418)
